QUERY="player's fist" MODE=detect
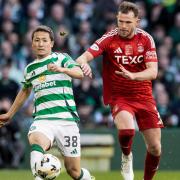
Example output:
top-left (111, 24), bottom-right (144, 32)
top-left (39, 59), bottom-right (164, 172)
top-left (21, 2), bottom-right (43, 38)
top-left (0, 114), bottom-right (10, 127)
top-left (80, 63), bottom-right (92, 78)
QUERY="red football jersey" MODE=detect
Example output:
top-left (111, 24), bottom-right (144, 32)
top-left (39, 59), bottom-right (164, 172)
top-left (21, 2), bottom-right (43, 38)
top-left (87, 28), bottom-right (158, 105)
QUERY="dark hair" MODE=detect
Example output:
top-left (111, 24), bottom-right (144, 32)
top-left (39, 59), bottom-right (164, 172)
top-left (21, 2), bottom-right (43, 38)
top-left (31, 25), bottom-right (54, 41)
top-left (118, 1), bottom-right (139, 18)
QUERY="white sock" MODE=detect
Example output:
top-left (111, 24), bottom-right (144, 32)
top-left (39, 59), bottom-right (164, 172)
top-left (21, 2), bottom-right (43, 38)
top-left (35, 176), bottom-right (44, 180)
top-left (30, 151), bottom-right (44, 179)
top-left (79, 168), bottom-right (92, 180)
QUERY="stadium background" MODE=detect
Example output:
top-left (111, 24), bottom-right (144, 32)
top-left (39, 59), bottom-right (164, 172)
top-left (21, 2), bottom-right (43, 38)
top-left (0, 0), bottom-right (179, 175)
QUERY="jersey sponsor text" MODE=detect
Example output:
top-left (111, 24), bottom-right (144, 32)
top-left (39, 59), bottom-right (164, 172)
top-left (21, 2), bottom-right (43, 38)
top-left (35, 81), bottom-right (56, 92)
top-left (115, 55), bottom-right (144, 64)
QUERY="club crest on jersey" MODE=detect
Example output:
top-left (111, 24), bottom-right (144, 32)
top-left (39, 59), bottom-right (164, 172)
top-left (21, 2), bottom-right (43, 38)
top-left (90, 44), bottom-right (99, 51)
top-left (125, 45), bottom-right (133, 55)
top-left (137, 45), bottom-right (144, 53)
top-left (38, 75), bottom-right (46, 82)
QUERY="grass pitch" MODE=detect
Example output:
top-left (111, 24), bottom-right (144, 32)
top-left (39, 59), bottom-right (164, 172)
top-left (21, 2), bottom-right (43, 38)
top-left (0, 170), bottom-right (179, 180)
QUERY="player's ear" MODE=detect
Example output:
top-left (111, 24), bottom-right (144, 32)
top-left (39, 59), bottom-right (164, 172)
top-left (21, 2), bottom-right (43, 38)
top-left (116, 13), bottom-right (120, 20)
top-left (116, 15), bottom-right (118, 21)
top-left (51, 41), bottom-right (54, 48)
top-left (136, 18), bottom-right (140, 27)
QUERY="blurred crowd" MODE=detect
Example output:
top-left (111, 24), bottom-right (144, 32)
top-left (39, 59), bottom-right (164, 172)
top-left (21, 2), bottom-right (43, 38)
top-left (0, 0), bottom-right (180, 168)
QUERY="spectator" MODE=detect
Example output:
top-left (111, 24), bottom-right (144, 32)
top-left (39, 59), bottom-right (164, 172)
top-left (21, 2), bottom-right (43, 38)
top-left (0, 97), bottom-right (24, 168)
top-left (45, 3), bottom-right (71, 32)
top-left (0, 0), bottom-right (179, 133)
top-left (74, 77), bottom-right (102, 127)
top-left (0, 63), bottom-right (19, 101)
top-left (169, 12), bottom-right (180, 45)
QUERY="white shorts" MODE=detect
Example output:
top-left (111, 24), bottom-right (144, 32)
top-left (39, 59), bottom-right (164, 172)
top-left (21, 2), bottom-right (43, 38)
top-left (28, 120), bottom-right (81, 157)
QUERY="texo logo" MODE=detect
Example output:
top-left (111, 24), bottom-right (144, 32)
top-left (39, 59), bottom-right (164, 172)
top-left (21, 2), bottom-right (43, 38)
top-left (115, 55), bottom-right (144, 64)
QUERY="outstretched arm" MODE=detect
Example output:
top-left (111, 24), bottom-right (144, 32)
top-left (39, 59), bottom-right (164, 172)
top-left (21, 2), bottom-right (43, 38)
top-left (0, 87), bottom-right (32, 126)
top-left (76, 51), bottom-right (94, 78)
top-left (76, 51), bottom-right (94, 64)
top-left (115, 62), bottom-right (158, 81)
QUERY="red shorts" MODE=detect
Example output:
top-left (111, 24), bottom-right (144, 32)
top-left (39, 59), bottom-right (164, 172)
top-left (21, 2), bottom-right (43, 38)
top-left (110, 99), bottom-right (164, 131)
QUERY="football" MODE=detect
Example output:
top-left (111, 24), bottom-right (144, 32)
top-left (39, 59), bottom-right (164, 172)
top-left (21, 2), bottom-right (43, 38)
top-left (35, 154), bottom-right (61, 180)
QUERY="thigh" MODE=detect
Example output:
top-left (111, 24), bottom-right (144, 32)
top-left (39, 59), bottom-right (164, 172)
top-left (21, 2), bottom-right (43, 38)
top-left (55, 122), bottom-right (81, 157)
top-left (111, 102), bottom-right (135, 129)
top-left (135, 101), bottom-right (164, 131)
top-left (142, 128), bottom-right (161, 148)
top-left (28, 132), bottom-right (51, 151)
top-left (28, 121), bottom-right (54, 151)
top-left (114, 111), bottom-right (135, 129)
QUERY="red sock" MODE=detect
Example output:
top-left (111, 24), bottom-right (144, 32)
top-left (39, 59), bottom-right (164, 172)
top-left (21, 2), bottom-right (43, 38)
top-left (118, 129), bottom-right (135, 155)
top-left (144, 151), bottom-right (160, 180)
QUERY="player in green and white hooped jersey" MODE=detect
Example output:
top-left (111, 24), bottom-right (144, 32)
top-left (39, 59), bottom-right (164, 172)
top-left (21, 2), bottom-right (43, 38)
top-left (24, 52), bottom-right (80, 122)
top-left (0, 25), bottom-right (95, 180)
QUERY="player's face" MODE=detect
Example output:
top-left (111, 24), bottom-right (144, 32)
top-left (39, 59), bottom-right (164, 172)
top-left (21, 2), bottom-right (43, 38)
top-left (117, 11), bottom-right (139, 39)
top-left (32, 31), bottom-right (54, 59)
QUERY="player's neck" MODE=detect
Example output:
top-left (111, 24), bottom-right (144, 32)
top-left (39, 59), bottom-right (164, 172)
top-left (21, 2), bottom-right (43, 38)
top-left (36, 53), bottom-right (51, 60)
top-left (118, 29), bottom-right (135, 40)
top-left (127, 33), bottom-right (135, 39)
top-left (119, 33), bottom-right (135, 40)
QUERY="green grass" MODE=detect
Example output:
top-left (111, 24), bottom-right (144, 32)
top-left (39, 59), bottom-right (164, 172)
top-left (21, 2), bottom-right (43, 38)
top-left (0, 170), bottom-right (180, 180)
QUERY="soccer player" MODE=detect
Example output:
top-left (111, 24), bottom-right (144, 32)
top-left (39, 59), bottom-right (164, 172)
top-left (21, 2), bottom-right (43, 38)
top-left (76, 1), bottom-right (163, 180)
top-left (0, 25), bottom-right (95, 180)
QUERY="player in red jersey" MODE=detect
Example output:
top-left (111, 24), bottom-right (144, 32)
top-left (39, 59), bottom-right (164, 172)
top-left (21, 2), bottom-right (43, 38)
top-left (76, 1), bottom-right (163, 180)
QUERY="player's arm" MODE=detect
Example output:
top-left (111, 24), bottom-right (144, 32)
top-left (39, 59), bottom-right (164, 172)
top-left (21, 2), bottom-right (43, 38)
top-left (0, 87), bottom-right (32, 126)
top-left (48, 53), bottom-right (86, 79)
top-left (48, 63), bottom-right (84, 79)
top-left (115, 62), bottom-right (158, 81)
top-left (128, 33), bottom-right (158, 81)
top-left (76, 51), bottom-right (94, 78)
top-left (76, 51), bottom-right (94, 64)
top-left (48, 51), bottom-right (94, 78)
top-left (133, 62), bottom-right (157, 80)
top-left (137, 62), bottom-right (158, 80)
top-left (62, 66), bottom-right (84, 79)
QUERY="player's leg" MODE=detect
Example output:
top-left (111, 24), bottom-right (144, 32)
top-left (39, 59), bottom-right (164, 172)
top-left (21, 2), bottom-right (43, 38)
top-left (136, 101), bottom-right (163, 180)
top-left (113, 106), bottom-right (135, 180)
top-left (28, 132), bottom-right (51, 180)
top-left (28, 121), bottom-right (54, 180)
top-left (114, 110), bottom-right (135, 155)
top-left (55, 121), bottom-right (94, 180)
top-left (64, 156), bottom-right (80, 179)
top-left (64, 156), bottom-right (94, 180)
top-left (142, 128), bottom-right (161, 180)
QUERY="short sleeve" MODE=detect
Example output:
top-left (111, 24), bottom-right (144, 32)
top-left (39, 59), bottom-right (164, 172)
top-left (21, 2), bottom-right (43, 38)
top-left (87, 28), bottom-right (118, 58)
top-left (21, 67), bottom-right (32, 89)
top-left (61, 53), bottom-right (80, 68)
top-left (144, 34), bottom-right (158, 63)
top-left (87, 36), bottom-right (107, 58)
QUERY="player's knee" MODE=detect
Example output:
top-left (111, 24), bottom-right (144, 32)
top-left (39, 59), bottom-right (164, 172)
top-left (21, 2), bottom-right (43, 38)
top-left (118, 129), bottom-right (135, 144)
top-left (28, 133), bottom-right (51, 151)
top-left (66, 166), bottom-right (80, 179)
top-left (148, 143), bottom-right (161, 156)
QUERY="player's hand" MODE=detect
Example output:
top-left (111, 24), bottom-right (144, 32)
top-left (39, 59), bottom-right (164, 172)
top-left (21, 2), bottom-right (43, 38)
top-left (48, 64), bottom-right (65, 73)
top-left (0, 114), bottom-right (10, 127)
top-left (115, 64), bottom-right (135, 80)
top-left (80, 63), bottom-right (92, 78)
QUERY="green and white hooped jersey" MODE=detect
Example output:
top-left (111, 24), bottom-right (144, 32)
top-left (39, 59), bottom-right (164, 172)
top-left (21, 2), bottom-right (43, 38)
top-left (22, 52), bottom-right (80, 122)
